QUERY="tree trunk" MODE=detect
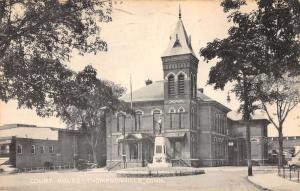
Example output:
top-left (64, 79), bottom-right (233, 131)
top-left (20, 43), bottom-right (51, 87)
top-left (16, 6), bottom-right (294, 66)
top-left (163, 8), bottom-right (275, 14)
top-left (243, 77), bottom-right (253, 176)
top-left (278, 128), bottom-right (284, 167)
top-left (91, 145), bottom-right (98, 165)
top-left (245, 121), bottom-right (253, 176)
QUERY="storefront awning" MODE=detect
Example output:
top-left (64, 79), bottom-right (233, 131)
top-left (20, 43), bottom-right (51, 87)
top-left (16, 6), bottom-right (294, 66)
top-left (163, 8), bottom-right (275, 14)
top-left (164, 132), bottom-right (186, 139)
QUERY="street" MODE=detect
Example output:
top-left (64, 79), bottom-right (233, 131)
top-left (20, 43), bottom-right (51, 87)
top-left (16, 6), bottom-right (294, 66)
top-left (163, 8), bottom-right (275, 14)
top-left (0, 168), bottom-right (263, 191)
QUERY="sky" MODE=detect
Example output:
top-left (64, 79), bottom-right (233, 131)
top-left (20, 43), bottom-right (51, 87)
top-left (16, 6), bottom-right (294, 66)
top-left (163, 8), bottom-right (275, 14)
top-left (0, 0), bottom-right (299, 137)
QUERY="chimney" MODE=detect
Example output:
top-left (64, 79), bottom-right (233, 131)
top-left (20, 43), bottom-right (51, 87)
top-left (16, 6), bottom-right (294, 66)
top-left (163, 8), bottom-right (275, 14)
top-left (145, 79), bottom-right (152, 86)
top-left (198, 88), bottom-right (204, 93)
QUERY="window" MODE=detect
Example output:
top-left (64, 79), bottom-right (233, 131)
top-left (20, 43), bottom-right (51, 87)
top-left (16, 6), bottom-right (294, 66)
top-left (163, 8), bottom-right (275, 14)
top-left (214, 113), bottom-right (217, 131)
top-left (179, 107), bottom-right (185, 129)
top-left (191, 74), bottom-right (194, 97)
top-left (4, 145), bottom-right (9, 153)
top-left (178, 73), bottom-right (185, 95)
top-left (193, 76), bottom-right (197, 98)
top-left (49, 146), bottom-right (54, 153)
top-left (1, 145), bottom-right (9, 154)
top-left (117, 143), bottom-right (120, 157)
top-left (17, 144), bottom-right (22, 154)
top-left (31, 145), bottom-right (35, 154)
top-left (169, 108), bottom-right (175, 129)
top-left (40, 146), bottom-right (45, 154)
top-left (135, 111), bottom-right (143, 131)
top-left (168, 74), bottom-right (175, 97)
top-left (117, 115), bottom-right (120, 132)
top-left (117, 113), bottom-right (125, 133)
top-left (153, 110), bottom-right (161, 134)
top-left (191, 108), bottom-right (195, 130)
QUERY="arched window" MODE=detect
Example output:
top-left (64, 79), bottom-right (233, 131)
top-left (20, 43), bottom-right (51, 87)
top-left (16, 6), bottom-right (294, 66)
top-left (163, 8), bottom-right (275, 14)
top-left (152, 109), bottom-right (161, 135)
top-left (117, 113), bottom-right (126, 133)
top-left (191, 108), bottom-right (194, 130)
top-left (178, 73), bottom-right (185, 95)
top-left (190, 74), bottom-right (197, 98)
top-left (191, 134), bottom-right (196, 158)
top-left (194, 75), bottom-right (197, 98)
top-left (191, 74), bottom-right (194, 97)
top-left (135, 111), bottom-right (143, 131)
top-left (169, 108), bottom-right (176, 129)
top-left (178, 107), bottom-right (185, 129)
top-left (168, 74), bottom-right (175, 97)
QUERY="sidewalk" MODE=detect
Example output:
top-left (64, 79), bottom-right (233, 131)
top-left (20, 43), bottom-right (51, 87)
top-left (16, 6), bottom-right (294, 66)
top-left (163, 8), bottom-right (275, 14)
top-left (202, 166), bottom-right (277, 172)
top-left (248, 173), bottom-right (299, 191)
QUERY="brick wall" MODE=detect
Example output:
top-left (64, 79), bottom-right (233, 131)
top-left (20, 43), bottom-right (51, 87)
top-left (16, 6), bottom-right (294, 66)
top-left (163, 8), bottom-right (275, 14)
top-left (12, 137), bottom-right (59, 168)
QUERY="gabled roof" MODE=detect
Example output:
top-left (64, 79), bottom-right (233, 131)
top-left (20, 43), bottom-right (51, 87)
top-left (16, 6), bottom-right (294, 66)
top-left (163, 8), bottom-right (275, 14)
top-left (162, 15), bottom-right (196, 58)
top-left (197, 89), bottom-right (231, 112)
top-left (120, 81), bottom-right (230, 112)
top-left (120, 81), bottom-right (164, 102)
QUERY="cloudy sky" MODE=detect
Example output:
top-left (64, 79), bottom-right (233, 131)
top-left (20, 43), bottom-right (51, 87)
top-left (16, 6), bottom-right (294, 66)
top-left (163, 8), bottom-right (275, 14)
top-left (0, 0), bottom-right (299, 136)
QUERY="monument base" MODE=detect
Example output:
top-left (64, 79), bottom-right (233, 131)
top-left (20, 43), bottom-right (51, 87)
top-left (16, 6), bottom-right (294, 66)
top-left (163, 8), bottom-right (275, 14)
top-left (148, 162), bottom-right (172, 168)
top-left (148, 135), bottom-right (172, 168)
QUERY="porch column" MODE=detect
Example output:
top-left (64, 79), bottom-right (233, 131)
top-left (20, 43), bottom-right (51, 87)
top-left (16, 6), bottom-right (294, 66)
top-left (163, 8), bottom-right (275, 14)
top-left (139, 142), bottom-right (142, 161)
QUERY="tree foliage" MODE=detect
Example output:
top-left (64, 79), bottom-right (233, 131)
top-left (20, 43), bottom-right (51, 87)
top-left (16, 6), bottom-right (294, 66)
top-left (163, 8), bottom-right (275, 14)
top-left (0, 0), bottom-right (112, 114)
top-left (256, 74), bottom-right (299, 128)
top-left (54, 65), bottom-right (126, 164)
top-left (255, 73), bottom-right (299, 166)
top-left (201, 0), bottom-right (300, 118)
top-left (200, 0), bottom-right (300, 174)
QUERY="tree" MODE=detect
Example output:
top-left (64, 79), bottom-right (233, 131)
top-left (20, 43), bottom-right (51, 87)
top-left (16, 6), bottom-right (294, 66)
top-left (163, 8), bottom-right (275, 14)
top-left (201, 0), bottom-right (299, 176)
top-left (256, 74), bottom-right (299, 167)
top-left (55, 65), bottom-right (126, 165)
top-left (201, 5), bottom-right (263, 177)
top-left (0, 0), bottom-right (112, 115)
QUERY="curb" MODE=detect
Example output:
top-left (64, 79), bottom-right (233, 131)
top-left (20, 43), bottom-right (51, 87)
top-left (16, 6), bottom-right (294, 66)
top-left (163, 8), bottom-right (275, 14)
top-left (247, 176), bottom-right (272, 191)
top-left (116, 168), bottom-right (205, 178)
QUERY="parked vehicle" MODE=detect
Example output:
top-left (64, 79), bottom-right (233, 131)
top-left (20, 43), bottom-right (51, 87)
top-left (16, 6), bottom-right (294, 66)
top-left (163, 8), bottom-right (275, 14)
top-left (76, 159), bottom-right (97, 170)
top-left (288, 146), bottom-right (300, 169)
top-left (0, 164), bottom-right (18, 174)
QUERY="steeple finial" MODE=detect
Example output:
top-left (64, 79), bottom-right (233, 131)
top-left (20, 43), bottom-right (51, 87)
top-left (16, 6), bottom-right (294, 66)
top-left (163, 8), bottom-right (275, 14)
top-left (179, 5), bottom-right (181, 19)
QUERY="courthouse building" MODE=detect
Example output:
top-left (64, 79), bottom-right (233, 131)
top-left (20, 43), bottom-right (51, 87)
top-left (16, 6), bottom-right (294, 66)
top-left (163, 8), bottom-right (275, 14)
top-left (106, 10), bottom-right (269, 169)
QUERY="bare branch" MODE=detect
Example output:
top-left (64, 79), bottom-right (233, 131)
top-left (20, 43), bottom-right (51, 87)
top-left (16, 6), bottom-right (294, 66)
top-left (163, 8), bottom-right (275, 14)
top-left (262, 102), bottom-right (279, 130)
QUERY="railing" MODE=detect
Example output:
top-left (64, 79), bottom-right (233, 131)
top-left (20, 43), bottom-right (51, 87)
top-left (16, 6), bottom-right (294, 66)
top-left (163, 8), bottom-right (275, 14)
top-left (179, 159), bottom-right (191, 167)
top-left (18, 164), bottom-right (75, 173)
top-left (106, 161), bottom-right (121, 171)
top-left (278, 166), bottom-right (300, 183)
top-left (171, 159), bottom-right (191, 167)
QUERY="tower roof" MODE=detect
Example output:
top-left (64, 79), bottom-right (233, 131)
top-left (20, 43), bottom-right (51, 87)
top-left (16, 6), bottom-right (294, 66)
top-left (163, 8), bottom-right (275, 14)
top-left (162, 8), bottom-right (196, 58)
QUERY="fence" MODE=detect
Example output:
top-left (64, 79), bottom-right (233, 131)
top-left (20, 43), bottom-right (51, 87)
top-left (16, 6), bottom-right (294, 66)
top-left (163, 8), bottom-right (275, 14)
top-left (18, 164), bottom-right (75, 173)
top-left (278, 166), bottom-right (300, 183)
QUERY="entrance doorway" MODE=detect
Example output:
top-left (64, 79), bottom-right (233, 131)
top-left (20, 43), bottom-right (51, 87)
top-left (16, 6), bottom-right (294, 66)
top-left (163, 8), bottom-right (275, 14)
top-left (172, 141), bottom-right (182, 159)
top-left (129, 143), bottom-right (138, 160)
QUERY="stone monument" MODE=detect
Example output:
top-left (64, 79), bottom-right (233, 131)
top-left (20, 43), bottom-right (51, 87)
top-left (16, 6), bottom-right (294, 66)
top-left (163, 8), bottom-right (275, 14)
top-left (148, 118), bottom-right (172, 168)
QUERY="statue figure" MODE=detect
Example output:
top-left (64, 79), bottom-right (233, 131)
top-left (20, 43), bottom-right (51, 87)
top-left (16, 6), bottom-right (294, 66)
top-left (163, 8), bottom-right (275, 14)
top-left (157, 117), bottom-right (162, 134)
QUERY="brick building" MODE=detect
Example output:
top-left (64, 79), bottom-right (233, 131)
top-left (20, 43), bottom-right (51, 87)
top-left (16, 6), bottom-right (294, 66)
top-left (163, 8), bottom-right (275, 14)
top-left (106, 10), bottom-right (269, 169)
top-left (0, 124), bottom-right (106, 169)
top-left (268, 136), bottom-right (300, 163)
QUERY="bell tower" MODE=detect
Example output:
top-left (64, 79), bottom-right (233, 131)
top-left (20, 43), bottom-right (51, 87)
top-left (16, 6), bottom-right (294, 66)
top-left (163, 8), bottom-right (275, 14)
top-left (161, 7), bottom-right (198, 126)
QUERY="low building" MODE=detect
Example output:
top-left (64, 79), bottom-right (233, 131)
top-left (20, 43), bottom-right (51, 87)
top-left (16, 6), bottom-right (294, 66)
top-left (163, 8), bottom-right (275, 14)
top-left (0, 124), bottom-right (106, 169)
top-left (268, 136), bottom-right (300, 163)
top-left (228, 119), bottom-right (269, 166)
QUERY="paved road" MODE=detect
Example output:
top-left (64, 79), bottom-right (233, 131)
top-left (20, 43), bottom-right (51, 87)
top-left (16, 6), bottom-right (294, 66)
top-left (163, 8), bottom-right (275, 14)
top-left (0, 169), bottom-right (262, 191)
